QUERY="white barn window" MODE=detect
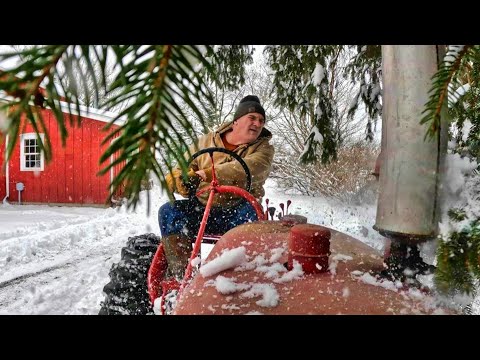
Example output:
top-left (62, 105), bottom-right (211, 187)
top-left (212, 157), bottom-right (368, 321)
top-left (20, 133), bottom-right (45, 171)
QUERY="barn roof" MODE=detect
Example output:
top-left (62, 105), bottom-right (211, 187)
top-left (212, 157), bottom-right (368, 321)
top-left (0, 92), bottom-right (125, 125)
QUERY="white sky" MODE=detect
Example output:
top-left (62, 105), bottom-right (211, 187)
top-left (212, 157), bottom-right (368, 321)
top-left (1, 176), bottom-right (478, 315)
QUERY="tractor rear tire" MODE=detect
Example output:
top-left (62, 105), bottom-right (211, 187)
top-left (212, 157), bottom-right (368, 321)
top-left (98, 233), bottom-right (161, 315)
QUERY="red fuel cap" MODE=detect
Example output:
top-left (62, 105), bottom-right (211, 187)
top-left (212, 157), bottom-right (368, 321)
top-left (288, 224), bottom-right (331, 274)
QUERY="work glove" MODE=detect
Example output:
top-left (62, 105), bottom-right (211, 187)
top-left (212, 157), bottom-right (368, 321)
top-left (165, 168), bottom-right (201, 197)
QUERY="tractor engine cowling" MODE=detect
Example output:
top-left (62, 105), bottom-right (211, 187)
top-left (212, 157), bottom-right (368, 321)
top-left (173, 220), bottom-right (451, 315)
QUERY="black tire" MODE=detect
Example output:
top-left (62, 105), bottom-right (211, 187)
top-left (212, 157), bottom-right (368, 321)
top-left (99, 233), bottom-right (161, 315)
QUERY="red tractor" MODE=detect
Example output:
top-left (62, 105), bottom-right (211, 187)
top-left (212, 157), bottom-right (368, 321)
top-left (98, 147), bottom-right (449, 316)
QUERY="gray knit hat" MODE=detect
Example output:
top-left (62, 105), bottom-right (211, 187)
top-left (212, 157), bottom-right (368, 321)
top-left (232, 95), bottom-right (266, 122)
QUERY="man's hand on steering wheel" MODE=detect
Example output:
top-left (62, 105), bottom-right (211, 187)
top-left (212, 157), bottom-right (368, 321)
top-left (195, 170), bottom-right (207, 182)
top-left (166, 168), bottom-right (202, 198)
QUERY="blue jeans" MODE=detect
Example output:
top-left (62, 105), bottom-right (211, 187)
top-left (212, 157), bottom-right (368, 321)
top-left (158, 198), bottom-right (258, 238)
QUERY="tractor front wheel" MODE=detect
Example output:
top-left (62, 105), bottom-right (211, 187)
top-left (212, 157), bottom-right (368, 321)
top-left (99, 233), bottom-right (161, 315)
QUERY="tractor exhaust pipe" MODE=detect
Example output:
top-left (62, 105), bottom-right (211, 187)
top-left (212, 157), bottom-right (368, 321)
top-left (374, 45), bottom-right (449, 279)
top-left (375, 45), bottom-right (448, 242)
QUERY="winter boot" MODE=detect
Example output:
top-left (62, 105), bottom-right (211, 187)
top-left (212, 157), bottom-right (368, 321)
top-left (160, 234), bottom-right (192, 280)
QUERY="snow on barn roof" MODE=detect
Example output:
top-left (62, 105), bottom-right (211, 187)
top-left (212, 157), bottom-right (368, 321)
top-left (0, 91), bottom-right (126, 125)
top-left (57, 100), bottom-right (125, 125)
top-left (0, 48), bottom-right (125, 125)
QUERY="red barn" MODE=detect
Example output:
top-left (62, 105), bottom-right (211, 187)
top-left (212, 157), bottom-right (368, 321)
top-left (0, 99), bottom-right (125, 206)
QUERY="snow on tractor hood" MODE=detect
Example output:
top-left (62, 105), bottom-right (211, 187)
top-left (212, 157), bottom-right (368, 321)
top-left (173, 221), bottom-right (453, 315)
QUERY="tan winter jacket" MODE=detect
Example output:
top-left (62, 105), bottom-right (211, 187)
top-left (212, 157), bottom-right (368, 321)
top-left (185, 122), bottom-right (274, 207)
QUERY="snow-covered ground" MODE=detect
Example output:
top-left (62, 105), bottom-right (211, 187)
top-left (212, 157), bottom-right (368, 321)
top-left (0, 179), bottom-right (477, 314)
top-left (0, 192), bottom-right (162, 315)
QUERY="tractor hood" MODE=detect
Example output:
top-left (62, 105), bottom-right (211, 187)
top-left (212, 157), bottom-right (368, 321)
top-left (174, 221), bottom-right (453, 315)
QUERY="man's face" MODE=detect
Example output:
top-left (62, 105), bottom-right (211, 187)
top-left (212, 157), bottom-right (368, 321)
top-left (232, 112), bottom-right (265, 143)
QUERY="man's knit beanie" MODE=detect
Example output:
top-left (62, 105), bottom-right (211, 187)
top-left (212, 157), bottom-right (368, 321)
top-left (232, 95), bottom-right (266, 122)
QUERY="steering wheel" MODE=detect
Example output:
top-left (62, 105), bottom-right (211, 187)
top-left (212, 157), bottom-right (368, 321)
top-left (187, 147), bottom-right (252, 207)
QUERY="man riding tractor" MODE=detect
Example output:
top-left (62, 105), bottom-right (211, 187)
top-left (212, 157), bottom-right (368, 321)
top-left (99, 95), bottom-right (274, 315)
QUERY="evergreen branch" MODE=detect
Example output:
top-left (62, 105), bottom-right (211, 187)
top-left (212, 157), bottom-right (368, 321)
top-left (435, 220), bottom-right (480, 296)
top-left (96, 45), bottom-right (231, 209)
top-left (265, 45), bottom-right (341, 165)
top-left (345, 45), bottom-right (382, 124)
top-left (420, 45), bottom-right (473, 139)
top-left (329, 47), bottom-right (342, 98)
